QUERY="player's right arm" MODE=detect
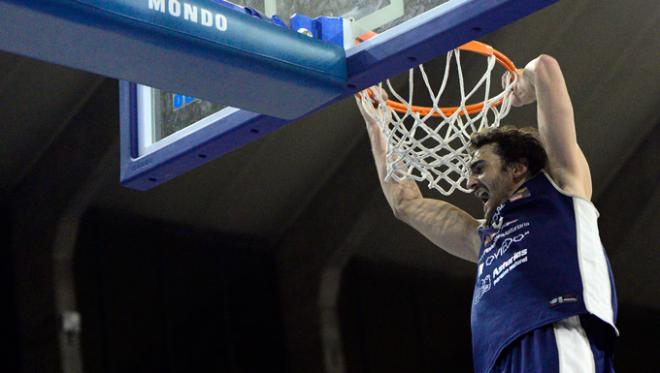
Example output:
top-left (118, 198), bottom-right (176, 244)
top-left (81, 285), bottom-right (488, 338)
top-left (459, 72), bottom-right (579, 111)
top-left (356, 95), bottom-right (481, 263)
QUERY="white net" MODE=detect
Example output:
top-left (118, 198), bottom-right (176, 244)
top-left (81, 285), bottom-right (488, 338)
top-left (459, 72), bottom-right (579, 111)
top-left (359, 47), bottom-right (515, 195)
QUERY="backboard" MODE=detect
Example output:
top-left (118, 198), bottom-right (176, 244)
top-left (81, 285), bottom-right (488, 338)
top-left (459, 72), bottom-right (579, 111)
top-left (115, 0), bottom-right (557, 190)
top-left (129, 0), bottom-right (447, 157)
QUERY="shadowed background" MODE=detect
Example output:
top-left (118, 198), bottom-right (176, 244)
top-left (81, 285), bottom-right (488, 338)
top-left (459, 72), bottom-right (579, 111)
top-left (1, 0), bottom-right (659, 372)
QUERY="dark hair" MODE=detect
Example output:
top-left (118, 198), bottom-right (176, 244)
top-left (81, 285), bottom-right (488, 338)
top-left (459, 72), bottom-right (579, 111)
top-left (470, 126), bottom-right (548, 176)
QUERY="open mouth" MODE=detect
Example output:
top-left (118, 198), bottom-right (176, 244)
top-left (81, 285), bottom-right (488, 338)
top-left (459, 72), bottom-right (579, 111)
top-left (474, 188), bottom-right (490, 204)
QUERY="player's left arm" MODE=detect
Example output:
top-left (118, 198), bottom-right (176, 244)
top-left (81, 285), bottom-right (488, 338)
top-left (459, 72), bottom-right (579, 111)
top-left (509, 55), bottom-right (593, 200)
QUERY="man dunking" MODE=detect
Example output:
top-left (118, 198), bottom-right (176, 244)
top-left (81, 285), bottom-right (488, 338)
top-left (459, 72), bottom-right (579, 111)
top-left (357, 55), bottom-right (618, 372)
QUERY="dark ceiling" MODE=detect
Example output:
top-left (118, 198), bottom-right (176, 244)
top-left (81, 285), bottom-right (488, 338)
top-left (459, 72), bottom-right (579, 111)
top-left (1, 0), bottom-right (659, 312)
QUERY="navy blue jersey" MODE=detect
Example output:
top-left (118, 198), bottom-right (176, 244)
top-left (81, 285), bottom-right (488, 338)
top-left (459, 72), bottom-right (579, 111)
top-left (470, 172), bottom-right (618, 373)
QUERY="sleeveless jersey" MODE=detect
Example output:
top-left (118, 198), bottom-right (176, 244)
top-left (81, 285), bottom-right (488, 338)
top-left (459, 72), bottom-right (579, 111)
top-left (470, 172), bottom-right (618, 373)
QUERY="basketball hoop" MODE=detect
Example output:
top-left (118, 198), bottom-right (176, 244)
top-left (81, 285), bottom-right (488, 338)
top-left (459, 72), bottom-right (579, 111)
top-left (357, 32), bottom-right (517, 195)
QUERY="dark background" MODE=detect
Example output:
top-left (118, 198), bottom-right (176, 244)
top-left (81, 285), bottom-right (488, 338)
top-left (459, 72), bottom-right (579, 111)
top-left (1, 0), bottom-right (659, 372)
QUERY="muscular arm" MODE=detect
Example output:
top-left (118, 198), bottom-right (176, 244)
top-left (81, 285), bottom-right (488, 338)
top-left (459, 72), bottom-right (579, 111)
top-left (356, 95), bottom-right (481, 262)
top-left (512, 55), bottom-right (593, 200)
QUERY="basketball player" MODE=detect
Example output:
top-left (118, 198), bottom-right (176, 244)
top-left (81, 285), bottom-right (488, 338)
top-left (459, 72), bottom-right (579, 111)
top-left (357, 55), bottom-right (618, 372)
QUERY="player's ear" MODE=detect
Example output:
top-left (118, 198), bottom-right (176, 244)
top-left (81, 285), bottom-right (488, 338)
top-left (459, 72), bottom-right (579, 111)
top-left (510, 159), bottom-right (529, 180)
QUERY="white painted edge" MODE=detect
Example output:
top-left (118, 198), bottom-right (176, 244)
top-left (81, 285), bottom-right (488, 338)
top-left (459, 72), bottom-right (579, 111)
top-left (136, 85), bottom-right (239, 158)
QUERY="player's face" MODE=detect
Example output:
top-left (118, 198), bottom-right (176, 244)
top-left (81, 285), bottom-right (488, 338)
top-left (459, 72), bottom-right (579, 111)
top-left (468, 144), bottom-right (517, 218)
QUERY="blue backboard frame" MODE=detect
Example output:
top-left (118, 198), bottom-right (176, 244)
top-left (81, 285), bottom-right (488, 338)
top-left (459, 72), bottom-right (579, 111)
top-left (120, 81), bottom-right (288, 189)
top-left (120, 0), bottom-right (557, 190)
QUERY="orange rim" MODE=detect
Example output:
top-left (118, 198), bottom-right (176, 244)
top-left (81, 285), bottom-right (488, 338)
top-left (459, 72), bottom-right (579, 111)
top-left (357, 32), bottom-right (517, 117)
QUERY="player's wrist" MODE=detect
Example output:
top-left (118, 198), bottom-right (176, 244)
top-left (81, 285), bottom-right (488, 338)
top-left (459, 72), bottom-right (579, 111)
top-left (525, 54), bottom-right (561, 89)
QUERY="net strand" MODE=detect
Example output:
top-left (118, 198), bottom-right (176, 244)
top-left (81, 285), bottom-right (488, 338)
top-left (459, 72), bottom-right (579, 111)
top-left (359, 47), bottom-right (515, 196)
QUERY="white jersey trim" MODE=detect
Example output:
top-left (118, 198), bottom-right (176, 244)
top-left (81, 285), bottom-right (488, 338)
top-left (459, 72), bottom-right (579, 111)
top-left (574, 198), bottom-right (618, 334)
top-left (553, 316), bottom-right (595, 373)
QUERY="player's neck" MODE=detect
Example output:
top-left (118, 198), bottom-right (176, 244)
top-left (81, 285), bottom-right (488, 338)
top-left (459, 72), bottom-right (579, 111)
top-left (509, 175), bottom-right (531, 196)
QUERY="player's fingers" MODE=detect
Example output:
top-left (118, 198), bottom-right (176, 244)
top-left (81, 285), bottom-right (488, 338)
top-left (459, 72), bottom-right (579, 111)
top-left (502, 70), bottom-right (519, 90)
top-left (501, 71), bottom-right (509, 90)
top-left (372, 86), bottom-right (389, 101)
top-left (355, 95), bottom-right (380, 125)
top-left (355, 95), bottom-right (370, 118)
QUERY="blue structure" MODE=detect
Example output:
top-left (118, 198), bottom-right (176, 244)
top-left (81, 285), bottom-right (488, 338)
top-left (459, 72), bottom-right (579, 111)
top-left (0, 0), bottom-right (558, 190)
top-left (0, 0), bottom-right (347, 119)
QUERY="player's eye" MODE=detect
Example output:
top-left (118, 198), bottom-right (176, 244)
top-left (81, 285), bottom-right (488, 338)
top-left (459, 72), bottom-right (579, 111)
top-left (470, 163), bottom-right (483, 176)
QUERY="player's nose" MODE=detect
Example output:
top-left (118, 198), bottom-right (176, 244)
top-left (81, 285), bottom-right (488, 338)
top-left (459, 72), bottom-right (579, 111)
top-left (467, 174), bottom-right (479, 191)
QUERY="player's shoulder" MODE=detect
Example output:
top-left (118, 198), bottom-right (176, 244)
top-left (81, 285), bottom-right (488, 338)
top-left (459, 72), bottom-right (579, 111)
top-left (542, 168), bottom-right (592, 201)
